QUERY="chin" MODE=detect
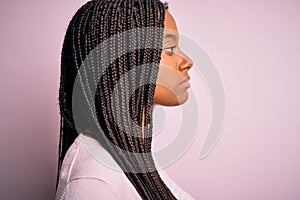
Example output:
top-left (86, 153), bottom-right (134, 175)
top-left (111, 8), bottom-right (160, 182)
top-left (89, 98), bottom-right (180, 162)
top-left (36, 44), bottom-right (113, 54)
top-left (177, 92), bottom-right (189, 105)
top-left (154, 92), bottom-right (189, 106)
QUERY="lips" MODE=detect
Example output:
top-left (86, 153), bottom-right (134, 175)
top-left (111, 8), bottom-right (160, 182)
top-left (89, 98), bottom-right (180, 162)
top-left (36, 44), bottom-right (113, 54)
top-left (180, 75), bottom-right (191, 83)
top-left (180, 75), bottom-right (191, 88)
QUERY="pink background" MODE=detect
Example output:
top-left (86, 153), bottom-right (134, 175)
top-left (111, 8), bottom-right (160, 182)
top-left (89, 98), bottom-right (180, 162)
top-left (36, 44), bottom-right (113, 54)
top-left (1, 0), bottom-right (299, 199)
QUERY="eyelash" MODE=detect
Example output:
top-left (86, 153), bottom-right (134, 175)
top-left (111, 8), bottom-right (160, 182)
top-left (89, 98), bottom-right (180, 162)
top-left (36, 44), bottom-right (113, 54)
top-left (164, 46), bottom-right (176, 54)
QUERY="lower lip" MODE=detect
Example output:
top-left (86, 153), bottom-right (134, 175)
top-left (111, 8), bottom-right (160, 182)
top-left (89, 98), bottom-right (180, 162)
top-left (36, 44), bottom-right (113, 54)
top-left (181, 81), bottom-right (191, 88)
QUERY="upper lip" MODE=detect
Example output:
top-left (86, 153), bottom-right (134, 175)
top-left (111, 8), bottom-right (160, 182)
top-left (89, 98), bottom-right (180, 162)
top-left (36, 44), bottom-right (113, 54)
top-left (180, 75), bottom-right (191, 84)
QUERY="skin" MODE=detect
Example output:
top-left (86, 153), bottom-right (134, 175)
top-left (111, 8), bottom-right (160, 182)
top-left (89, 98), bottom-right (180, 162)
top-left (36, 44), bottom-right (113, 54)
top-left (85, 10), bottom-right (192, 136)
top-left (154, 10), bottom-right (193, 106)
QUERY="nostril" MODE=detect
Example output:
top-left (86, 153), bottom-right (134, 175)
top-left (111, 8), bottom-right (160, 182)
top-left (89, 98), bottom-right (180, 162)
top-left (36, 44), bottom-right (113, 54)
top-left (177, 50), bottom-right (193, 70)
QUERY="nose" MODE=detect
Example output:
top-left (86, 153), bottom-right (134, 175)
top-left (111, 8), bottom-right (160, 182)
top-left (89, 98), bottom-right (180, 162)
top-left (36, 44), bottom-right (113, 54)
top-left (178, 50), bottom-right (193, 71)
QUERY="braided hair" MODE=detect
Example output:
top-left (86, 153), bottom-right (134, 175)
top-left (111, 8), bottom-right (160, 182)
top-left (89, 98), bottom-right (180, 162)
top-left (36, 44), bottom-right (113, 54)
top-left (56, 0), bottom-right (176, 199)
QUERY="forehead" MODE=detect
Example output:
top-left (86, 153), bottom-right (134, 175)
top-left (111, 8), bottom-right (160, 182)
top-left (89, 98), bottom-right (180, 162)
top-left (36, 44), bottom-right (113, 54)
top-left (164, 10), bottom-right (178, 32)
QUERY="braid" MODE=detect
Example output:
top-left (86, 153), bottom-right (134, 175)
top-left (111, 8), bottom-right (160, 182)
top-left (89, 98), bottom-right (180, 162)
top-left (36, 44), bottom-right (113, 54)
top-left (57, 0), bottom-right (175, 199)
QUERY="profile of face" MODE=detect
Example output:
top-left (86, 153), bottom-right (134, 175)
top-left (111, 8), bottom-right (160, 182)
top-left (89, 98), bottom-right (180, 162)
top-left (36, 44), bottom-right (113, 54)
top-left (154, 10), bottom-right (193, 106)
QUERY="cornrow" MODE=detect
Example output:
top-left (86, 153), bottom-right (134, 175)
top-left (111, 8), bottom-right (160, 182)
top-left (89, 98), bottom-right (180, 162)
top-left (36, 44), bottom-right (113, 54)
top-left (57, 0), bottom-right (175, 199)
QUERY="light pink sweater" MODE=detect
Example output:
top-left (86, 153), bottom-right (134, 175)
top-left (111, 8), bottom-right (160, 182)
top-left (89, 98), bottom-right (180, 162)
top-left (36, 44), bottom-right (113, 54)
top-left (55, 134), bottom-right (195, 200)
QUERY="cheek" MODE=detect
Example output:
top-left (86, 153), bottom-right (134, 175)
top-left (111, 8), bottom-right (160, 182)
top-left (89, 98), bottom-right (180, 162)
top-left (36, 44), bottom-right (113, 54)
top-left (156, 63), bottom-right (181, 90)
top-left (154, 66), bottom-right (189, 106)
top-left (160, 53), bottom-right (178, 68)
top-left (153, 84), bottom-right (180, 106)
top-left (153, 84), bottom-right (189, 106)
top-left (154, 53), bottom-right (189, 106)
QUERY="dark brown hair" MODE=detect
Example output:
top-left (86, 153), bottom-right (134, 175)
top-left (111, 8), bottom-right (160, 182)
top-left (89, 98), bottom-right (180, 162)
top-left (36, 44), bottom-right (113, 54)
top-left (56, 0), bottom-right (175, 199)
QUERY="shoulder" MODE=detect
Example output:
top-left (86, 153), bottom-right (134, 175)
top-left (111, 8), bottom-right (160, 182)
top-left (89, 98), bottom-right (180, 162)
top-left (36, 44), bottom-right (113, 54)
top-left (66, 135), bottom-right (127, 183)
top-left (57, 177), bottom-right (119, 200)
top-left (57, 135), bottom-right (142, 199)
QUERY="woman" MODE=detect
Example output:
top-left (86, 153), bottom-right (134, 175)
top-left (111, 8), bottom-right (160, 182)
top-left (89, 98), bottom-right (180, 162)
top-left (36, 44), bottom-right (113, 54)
top-left (56, 0), bottom-right (194, 199)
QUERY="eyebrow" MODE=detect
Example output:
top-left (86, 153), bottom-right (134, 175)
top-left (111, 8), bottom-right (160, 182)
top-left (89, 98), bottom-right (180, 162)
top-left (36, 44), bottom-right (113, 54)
top-left (164, 34), bottom-right (177, 41)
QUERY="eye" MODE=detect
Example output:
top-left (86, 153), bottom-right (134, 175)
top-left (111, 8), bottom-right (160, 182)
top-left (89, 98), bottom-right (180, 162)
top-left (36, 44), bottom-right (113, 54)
top-left (164, 46), bottom-right (176, 54)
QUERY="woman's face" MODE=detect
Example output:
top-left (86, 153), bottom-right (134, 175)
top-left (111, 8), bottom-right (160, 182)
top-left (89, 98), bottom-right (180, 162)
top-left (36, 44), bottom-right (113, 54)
top-left (154, 10), bottom-right (193, 106)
